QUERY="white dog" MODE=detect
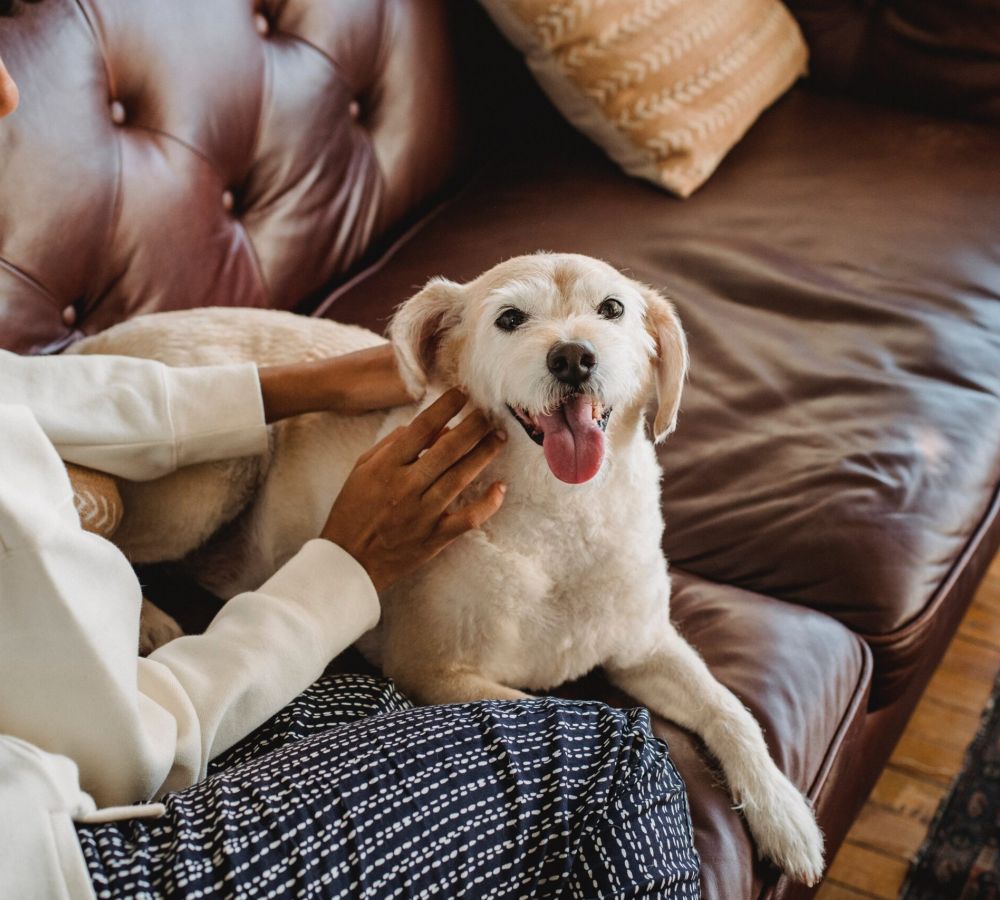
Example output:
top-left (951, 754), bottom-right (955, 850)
top-left (73, 252), bottom-right (824, 885)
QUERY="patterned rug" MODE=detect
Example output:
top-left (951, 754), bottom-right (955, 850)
top-left (901, 668), bottom-right (1000, 899)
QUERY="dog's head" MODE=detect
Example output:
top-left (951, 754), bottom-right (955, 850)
top-left (390, 253), bottom-right (688, 485)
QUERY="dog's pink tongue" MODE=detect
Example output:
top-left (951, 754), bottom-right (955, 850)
top-left (536, 395), bottom-right (605, 484)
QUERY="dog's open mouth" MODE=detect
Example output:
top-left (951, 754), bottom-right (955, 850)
top-left (507, 395), bottom-right (612, 485)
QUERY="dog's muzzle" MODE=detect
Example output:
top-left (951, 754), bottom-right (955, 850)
top-left (507, 398), bottom-right (611, 446)
top-left (506, 393), bottom-right (612, 485)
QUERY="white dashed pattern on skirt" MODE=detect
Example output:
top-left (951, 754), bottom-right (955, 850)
top-left (76, 673), bottom-right (701, 898)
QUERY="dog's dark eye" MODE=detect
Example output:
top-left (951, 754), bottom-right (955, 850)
top-left (598, 298), bottom-right (624, 320)
top-left (495, 308), bottom-right (528, 332)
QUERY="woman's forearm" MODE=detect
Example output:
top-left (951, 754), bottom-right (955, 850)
top-left (258, 344), bottom-right (415, 423)
top-left (0, 350), bottom-right (266, 480)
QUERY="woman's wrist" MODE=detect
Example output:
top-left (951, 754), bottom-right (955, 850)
top-left (258, 344), bottom-right (415, 423)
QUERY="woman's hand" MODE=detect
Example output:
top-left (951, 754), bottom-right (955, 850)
top-left (321, 389), bottom-right (507, 592)
top-left (258, 344), bottom-right (414, 422)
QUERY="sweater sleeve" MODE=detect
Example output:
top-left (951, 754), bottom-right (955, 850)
top-left (0, 349), bottom-right (267, 481)
top-left (0, 404), bottom-right (380, 807)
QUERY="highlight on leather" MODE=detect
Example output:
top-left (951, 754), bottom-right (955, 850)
top-left (478, 0), bottom-right (808, 197)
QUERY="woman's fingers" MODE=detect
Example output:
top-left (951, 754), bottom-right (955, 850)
top-left (434, 482), bottom-right (507, 545)
top-left (357, 426), bottom-right (404, 465)
top-left (414, 410), bottom-right (498, 486)
top-left (321, 387), bottom-right (508, 592)
top-left (422, 431), bottom-right (506, 511)
top-left (384, 388), bottom-right (467, 464)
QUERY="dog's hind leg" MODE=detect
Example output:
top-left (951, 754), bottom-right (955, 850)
top-left (139, 598), bottom-right (184, 655)
top-left (112, 453), bottom-right (265, 564)
top-left (605, 623), bottom-right (824, 887)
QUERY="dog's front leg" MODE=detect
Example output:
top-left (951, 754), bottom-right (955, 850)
top-left (606, 624), bottom-right (824, 886)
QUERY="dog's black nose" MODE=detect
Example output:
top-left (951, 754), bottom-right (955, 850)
top-left (547, 340), bottom-right (597, 387)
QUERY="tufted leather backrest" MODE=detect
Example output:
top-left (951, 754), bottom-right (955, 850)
top-left (0, 0), bottom-right (463, 353)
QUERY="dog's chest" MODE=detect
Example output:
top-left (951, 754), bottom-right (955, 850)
top-left (451, 460), bottom-right (667, 689)
top-left (484, 559), bottom-right (662, 689)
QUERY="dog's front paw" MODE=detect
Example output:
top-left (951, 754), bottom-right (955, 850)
top-left (742, 769), bottom-right (825, 886)
top-left (139, 598), bottom-right (184, 656)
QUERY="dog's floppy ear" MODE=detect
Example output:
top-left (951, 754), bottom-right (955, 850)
top-left (388, 276), bottom-right (463, 399)
top-left (642, 286), bottom-right (689, 443)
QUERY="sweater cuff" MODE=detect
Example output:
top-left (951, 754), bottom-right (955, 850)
top-left (165, 363), bottom-right (268, 467)
top-left (258, 539), bottom-right (381, 653)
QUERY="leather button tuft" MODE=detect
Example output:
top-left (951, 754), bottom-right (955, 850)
top-left (222, 190), bottom-right (235, 213)
top-left (348, 100), bottom-right (360, 120)
top-left (62, 305), bottom-right (77, 327)
top-left (254, 13), bottom-right (270, 36)
top-left (109, 100), bottom-right (126, 125)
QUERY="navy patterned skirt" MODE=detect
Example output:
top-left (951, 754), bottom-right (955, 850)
top-left (76, 673), bottom-right (700, 898)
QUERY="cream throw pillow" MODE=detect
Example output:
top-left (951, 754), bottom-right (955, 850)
top-left (479, 0), bottom-right (809, 197)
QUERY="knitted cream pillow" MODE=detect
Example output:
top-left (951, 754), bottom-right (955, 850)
top-left (479, 0), bottom-right (809, 197)
top-left (66, 463), bottom-right (123, 539)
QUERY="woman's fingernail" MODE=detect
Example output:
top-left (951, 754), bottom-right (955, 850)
top-left (497, 483), bottom-right (507, 494)
top-left (496, 429), bottom-right (508, 442)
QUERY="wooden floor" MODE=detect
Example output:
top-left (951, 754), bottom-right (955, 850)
top-left (816, 551), bottom-right (1000, 899)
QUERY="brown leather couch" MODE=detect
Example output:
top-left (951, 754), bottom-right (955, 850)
top-left (2, 2), bottom-right (998, 897)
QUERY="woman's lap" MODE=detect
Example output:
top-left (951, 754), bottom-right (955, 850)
top-left (207, 672), bottom-right (414, 772)
top-left (77, 673), bottom-right (700, 899)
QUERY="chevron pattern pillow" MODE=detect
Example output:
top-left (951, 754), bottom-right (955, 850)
top-left (67, 463), bottom-right (123, 539)
top-left (479, 0), bottom-right (808, 197)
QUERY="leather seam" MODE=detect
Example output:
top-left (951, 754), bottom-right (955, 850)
top-left (0, 257), bottom-right (60, 305)
top-left (97, 135), bottom-right (124, 319)
top-left (73, 0), bottom-right (124, 318)
top-left (244, 34), bottom-right (269, 188)
top-left (126, 125), bottom-right (222, 183)
top-left (374, 0), bottom-right (389, 99)
top-left (758, 634), bottom-right (872, 900)
top-left (805, 638), bottom-right (872, 799)
top-left (364, 0), bottom-right (391, 202)
top-left (73, 0), bottom-right (114, 96)
top-left (241, 41), bottom-right (271, 301)
top-left (280, 31), bottom-right (361, 96)
top-left (234, 219), bottom-right (270, 305)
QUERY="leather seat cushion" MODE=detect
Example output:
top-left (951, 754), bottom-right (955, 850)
top-left (319, 86), bottom-right (1000, 704)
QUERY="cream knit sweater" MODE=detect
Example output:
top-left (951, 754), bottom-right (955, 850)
top-left (0, 350), bottom-right (380, 900)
